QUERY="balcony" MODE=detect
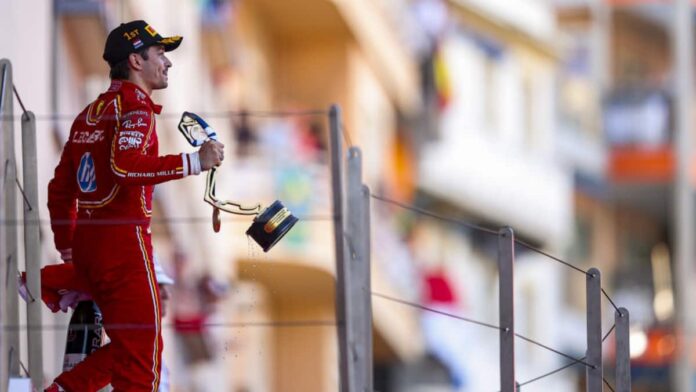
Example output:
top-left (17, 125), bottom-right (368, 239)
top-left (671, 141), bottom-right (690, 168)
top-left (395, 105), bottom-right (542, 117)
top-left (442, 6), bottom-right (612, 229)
top-left (601, 87), bottom-right (696, 185)
top-left (56, 0), bottom-right (108, 75)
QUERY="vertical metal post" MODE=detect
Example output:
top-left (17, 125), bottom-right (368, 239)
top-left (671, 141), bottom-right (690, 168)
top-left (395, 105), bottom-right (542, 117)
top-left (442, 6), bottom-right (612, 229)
top-left (345, 147), bottom-right (372, 392)
top-left (329, 104), bottom-right (350, 392)
top-left (0, 59), bottom-right (9, 392)
top-left (361, 185), bottom-right (373, 391)
top-left (586, 268), bottom-right (603, 392)
top-left (21, 112), bottom-right (43, 389)
top-left (615, 307), bottom-right (630, 392)
top-left (674, 1), bottom-right (694, 391)
top-left (498, 227), bottom-right (515, 392)
top-left (1, 59), bottom-right (20, 379)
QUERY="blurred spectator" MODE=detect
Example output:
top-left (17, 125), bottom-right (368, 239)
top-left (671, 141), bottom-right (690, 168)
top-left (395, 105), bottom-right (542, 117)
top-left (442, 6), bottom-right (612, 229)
top-left (233, 109), bottom-right (256, 157)
top-left (171, 251), bottom-right (230, 391)
top-left (295, 120), bottom-right (327, 164)
top-left (420, 265), bottom-right (471, 391)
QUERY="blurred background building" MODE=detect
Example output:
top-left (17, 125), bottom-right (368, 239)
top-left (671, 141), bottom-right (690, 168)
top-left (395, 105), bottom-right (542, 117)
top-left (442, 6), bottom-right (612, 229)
top-left (557, 0), bottom-right (691, 391)
top-left (1, 0), bottom-right (694, 391)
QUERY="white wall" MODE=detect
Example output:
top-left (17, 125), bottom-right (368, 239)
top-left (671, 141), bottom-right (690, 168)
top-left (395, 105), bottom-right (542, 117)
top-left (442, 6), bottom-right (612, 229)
top-left (453, 0), bottom-right (556, 40)
top-left (419, 31), bottom-right (572, 247)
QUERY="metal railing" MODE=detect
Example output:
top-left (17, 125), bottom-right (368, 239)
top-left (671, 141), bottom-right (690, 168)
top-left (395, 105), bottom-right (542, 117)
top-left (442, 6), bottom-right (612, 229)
top-left (328, 106), bottom-right (631, 392)
top-left (0, 83), bottom-right (632, 391)
top-left (1, 58), bottom-right (43, 391)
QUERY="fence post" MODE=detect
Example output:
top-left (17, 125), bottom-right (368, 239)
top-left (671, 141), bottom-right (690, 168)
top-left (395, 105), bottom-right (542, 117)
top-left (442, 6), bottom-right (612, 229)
top-left (0, 59), bottom-right (8, 392)
top-left (345, 147), bottom-right (372, 392)
top-left (361, 184), bottom-right (373, 391)
top-left (329, 104), bottom-right (350, 392)
top-left (615, 307), bottom-right (630, 392)
top-left (21, 112), bottom-right (43, 389)
top-left (498, 227), bottom-right (515, 392)
top-left (1, 58), bottom-right (20, 381)
top-left (586, 268), bottom-right (603, 392)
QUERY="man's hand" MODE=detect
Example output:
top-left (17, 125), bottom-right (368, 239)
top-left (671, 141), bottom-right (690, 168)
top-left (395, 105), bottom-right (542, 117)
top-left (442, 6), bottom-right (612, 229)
top-left (199, 140), bottom-right (225, 171)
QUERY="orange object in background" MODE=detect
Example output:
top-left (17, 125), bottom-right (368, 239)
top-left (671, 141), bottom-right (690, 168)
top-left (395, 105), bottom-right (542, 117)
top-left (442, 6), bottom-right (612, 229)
top-left (606, 326), bottom-right (696, 367)
top-left (633, 328), bottom-right (676, 366)
top-left (609, 147), bottom-right (673, 183)
top-left (605, 0), bottom-right (696, 5)
top-left (608, 146), bottom-right (696, 184)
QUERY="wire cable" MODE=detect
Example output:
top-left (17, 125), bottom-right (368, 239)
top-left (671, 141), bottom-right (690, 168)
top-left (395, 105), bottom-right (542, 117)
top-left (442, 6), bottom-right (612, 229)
top-left (371, 292), bottom-right (502, 331)
top-left (602, 288), bottom-right (620, 313)
top-left (515, 322), bottom-right (617, 389)
top-left (369, 193), bottom-right (498, 236)
top-left (339, 122), bottom-right (353, 148)
top-left (192, 109), bottom-right (328, 118)
top-left (9, 109), bottom-right (329, 122)
top-left (16, 270), bottom-right (36, 303)
top-left (603, 377), bottom-right (615, 392)
top-left (513, 333), bottom-right (593, 368)
top-left (15, 177), bottom-right (32, 211)
top-left (2, 320), bottom-right (337, 332)
top-left (514, 238), bottom-right (588, 276)
top-left (515, 355), bottom-right (586, 389)
top-left (603, 324), bottom-right (616, 342)
top-left (2, 214), bottom-right (335, 227)
top-left (18, 357), bottom-right (30, 378)
top-left (12, 84), bottom-right (27, 115)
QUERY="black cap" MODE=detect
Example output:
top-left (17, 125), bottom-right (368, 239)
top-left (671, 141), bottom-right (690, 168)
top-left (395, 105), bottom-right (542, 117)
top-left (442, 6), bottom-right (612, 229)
top-left (103, 20), bottom-right (183, 65)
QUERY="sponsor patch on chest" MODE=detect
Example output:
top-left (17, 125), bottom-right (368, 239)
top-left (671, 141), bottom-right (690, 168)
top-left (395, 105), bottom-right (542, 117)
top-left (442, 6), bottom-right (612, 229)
top-left (72, 130), bottom-right (105, 144)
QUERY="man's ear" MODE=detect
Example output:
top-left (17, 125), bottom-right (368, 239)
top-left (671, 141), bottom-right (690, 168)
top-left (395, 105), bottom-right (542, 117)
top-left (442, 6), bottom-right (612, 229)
top-left (127, 52), bottom-right (143, 72)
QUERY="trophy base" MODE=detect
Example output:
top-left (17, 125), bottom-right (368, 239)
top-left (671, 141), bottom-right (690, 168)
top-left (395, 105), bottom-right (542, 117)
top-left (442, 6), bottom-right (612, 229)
top-left (245, 200), bottom-right (299, 252)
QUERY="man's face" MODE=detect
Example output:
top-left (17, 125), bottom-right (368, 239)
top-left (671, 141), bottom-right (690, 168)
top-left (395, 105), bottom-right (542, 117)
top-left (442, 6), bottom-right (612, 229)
top-left (139, 45), bottom-right (171, 90)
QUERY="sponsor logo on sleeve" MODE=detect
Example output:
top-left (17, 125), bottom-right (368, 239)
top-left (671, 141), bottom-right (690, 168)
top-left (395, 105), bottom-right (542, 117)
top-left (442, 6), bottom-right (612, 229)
top-left (77, 152), bottom-right (97, 193)
top-left (118, 130), bottom-right (145, 151)
top-left (126, 169), bottom-right (175, 178)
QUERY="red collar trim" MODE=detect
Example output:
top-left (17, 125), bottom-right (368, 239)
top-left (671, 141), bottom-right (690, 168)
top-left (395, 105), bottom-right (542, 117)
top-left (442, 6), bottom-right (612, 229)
top-left (108, 80), bottom-right (163, 114)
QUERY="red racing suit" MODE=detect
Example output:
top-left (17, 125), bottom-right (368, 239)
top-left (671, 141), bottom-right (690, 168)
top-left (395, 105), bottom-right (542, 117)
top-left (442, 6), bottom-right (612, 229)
top-left (47, 80), bottom-right (199, 392)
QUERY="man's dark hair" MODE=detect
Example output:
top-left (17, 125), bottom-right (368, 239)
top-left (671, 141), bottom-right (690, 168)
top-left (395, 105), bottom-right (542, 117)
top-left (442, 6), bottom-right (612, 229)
top-left (109, 47), bottom-right (150, 80)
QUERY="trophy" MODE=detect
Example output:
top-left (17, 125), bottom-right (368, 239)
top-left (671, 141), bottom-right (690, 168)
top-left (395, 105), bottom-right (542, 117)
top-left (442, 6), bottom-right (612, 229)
top-left (178, 112), bottom-right (298, 252)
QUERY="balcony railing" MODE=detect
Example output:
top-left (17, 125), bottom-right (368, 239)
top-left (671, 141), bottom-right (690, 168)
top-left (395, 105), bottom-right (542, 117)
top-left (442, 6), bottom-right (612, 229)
top-left (603, 87), bottom-right (672, 148)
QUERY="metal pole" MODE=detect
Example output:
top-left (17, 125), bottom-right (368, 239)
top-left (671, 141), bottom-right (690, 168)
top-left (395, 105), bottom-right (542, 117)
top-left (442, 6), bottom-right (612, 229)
top-left (345, 147), bottom-right (372, 392)
top-left (0, 59), bottom-right (9, 392)
top-left (361, 184), bottom-right (373, 391)
top-left (498, 227), bottom-right (515, 392)
top-left (586, 268), bottom-right (603, 392)
top-left (1, 59), bottom-right (20, 379)
top-left (590, 0), bottom-right (611, 95)
top-left (329, 104), bottom-right (349, 392)
top-left (615, 307), bottom-right (630, 392)
top-left (21, 112), bottom-right (42, 389)
top-left (673, 0), bottom-right (694, 391)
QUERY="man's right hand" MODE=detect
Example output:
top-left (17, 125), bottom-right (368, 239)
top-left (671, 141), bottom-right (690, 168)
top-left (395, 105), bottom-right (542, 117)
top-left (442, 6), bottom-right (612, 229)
top-left (199, 140), bottom-right (225, 171)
